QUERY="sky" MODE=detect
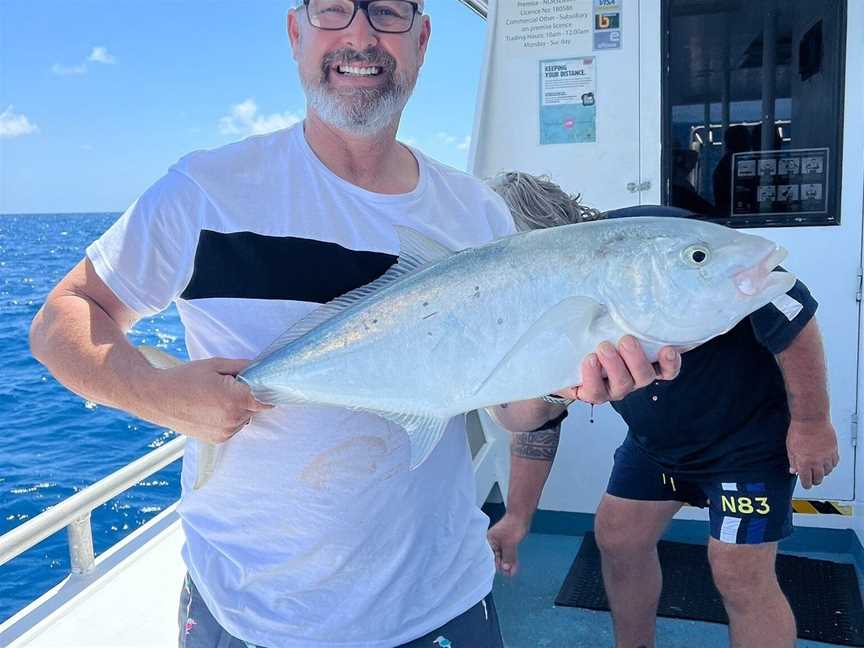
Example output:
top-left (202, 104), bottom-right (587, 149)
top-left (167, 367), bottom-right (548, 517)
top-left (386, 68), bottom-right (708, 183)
top-left (0, 1), bottom-right (489, 214)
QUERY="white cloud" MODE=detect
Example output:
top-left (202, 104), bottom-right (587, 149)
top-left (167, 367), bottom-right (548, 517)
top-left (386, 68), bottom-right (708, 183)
top-left (436, 131), bottom-right (470, 151)
top-left (0, 106), bottom-right (39, 138)
top-left (436, 131), bottom-right (457, 145)
top-left (88, 47), bottom-right (116, 64)
top-left (401, 136), bottom-right (417, 146)
top-left (218, 99), bottom-right (303, 137)
top-left (52, 63), bottom-right (88, 76)
top-left (52, 46), bottom-right (116, 76)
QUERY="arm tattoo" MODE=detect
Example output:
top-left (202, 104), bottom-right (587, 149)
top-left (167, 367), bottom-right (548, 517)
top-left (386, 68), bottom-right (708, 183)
top-left (511, 426), bottom-right (561, 461)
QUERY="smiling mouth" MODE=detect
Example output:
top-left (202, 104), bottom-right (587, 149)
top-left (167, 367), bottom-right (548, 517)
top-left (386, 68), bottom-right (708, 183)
top-left (732, 245), bottom-right (788, 296)
top-left (335, 64), bottom-right (383, 77)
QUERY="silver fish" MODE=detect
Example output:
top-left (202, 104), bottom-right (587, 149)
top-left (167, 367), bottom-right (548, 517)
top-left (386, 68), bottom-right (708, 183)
top-left (235, 217), bottom-right (795, 472)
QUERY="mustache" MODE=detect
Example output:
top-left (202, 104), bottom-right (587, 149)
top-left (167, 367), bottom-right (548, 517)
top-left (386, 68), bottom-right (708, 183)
top-left (321, 47), bottom-right (397, 78)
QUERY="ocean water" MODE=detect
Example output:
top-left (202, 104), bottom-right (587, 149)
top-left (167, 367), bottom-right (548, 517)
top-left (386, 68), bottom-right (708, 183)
top-left (0, 213), bottom-right (186, 623)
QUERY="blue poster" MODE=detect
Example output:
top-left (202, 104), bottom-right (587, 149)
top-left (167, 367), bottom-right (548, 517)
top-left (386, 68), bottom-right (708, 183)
top-left (539, 57), bottom-right (597, 145)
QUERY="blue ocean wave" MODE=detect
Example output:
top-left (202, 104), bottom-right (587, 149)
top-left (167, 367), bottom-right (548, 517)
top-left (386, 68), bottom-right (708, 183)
top-left (0, 213), bottom-right (185, 622)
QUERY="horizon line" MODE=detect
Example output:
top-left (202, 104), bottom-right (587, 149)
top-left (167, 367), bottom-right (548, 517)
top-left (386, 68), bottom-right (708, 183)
top-left (0, 211), bottom-right (123, 217)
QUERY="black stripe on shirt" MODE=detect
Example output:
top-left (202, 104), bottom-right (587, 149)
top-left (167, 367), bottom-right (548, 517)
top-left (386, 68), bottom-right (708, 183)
top-left (180, 230), bottom-right (397, 303)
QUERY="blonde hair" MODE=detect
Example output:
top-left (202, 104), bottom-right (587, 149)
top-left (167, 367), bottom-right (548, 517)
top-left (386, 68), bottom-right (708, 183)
top-left (489, 171), bottom-right (602, 232)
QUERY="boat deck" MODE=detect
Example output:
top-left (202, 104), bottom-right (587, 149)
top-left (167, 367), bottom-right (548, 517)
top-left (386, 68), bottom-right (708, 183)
top-left (1, 508), bottom-right (185, 647)
top-left (495, 528), bottom-right (863, 648)
top-left (3, 504), bottom-right (861, 647)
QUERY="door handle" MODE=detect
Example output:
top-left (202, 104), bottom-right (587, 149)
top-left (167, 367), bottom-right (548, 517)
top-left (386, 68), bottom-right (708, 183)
top-left (626, 181), bottom-right (652, 193)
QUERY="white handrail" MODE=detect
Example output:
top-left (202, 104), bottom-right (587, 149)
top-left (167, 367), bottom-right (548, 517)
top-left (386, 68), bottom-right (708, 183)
top-left (0, 436), bottom-right (186, 570)
top-left (457, 0), bottom-right (488, 19)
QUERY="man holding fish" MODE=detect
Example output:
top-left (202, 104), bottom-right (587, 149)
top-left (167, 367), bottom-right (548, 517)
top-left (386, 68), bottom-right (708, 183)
top-left (487, 172), bottom-right (839, 648)
top-left (29, 2), bottom-right (680, 647)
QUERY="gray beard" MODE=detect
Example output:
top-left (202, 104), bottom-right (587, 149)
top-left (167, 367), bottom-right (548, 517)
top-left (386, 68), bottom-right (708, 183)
top-left (302, 75), bottom-right (412, 137)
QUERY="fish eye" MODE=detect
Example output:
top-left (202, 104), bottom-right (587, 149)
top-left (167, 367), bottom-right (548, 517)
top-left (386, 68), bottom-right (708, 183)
top-left (682, 244), bottom-right (710, 267)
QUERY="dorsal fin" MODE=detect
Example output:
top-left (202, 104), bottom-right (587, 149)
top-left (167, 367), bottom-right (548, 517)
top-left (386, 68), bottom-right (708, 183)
top-left (391, 225), bottom-right (456, 264)
top-left (250, 227), bottom-right (456, 363)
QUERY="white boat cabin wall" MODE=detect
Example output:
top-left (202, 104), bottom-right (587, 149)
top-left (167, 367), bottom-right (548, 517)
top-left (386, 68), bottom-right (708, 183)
top-left (467, 0), bottom-right (864, 541)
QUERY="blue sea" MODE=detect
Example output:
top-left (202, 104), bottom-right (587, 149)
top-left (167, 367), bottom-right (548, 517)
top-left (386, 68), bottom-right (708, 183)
top-left (0, 213), bottom-right (187, 623)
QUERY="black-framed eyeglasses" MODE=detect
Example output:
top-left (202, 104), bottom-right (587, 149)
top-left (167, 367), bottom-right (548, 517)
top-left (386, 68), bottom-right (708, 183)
top-left (303, 0), bottom-right (421, 34)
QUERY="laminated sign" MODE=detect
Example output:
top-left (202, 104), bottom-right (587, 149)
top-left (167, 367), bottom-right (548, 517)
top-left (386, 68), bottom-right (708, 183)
top-left (731, 148), bottom-right (829, 219)
top-left (593, 0), bottom-right (622, 50)
top-left (539, 57), bottom-right (597, 145)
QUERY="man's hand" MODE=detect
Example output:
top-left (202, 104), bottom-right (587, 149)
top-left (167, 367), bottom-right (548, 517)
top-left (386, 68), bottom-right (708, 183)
top-left (143, 358), bottom-right (273, 443)
top-left (554, 336), bottom-right (681, 404)
top-left (787, 420), bottom-right (839, 488)
top-left (487, 513), bottom-right (531, 577)
top-left (487, 336), bottom-right (680, 432)
top-left (29, 258), bottom-right (272, 445)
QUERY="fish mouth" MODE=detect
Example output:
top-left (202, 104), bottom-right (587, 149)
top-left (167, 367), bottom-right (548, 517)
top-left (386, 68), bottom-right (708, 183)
top-left (732, 245), bottom-right (789, 297)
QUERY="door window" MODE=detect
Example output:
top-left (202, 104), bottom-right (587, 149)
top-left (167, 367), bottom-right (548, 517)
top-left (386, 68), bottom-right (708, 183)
top-left (662, 0), bottom-right (847, 227)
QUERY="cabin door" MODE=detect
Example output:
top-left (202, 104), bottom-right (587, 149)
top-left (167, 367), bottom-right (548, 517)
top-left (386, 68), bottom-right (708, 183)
top-left (660, 0), bottom-right (861, 501)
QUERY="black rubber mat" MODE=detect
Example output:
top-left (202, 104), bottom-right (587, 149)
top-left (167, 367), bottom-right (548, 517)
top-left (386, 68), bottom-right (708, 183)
top-left (555, 532), bottom-right (864, 646)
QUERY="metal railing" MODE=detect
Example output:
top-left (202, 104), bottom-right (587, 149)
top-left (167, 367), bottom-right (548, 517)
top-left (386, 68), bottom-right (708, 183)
top-left (457, 0), bottom-right (488, 19)
top-left (0, 437), bottom-right (186, 574)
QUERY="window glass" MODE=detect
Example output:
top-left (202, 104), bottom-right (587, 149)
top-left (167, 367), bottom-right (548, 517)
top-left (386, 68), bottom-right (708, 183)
top-left (663, 0), bottom-right (846, 227)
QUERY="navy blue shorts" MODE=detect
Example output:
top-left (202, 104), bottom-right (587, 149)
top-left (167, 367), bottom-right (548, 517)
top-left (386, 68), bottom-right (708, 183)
top-left (178, 573), bottom-right (503, 647)
top-left (606, 439), bottom-right (797, 544)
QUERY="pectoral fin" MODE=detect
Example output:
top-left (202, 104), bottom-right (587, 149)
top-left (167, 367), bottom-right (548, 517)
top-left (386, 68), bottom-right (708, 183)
top-left (474, 296), bottom-right (608, 396)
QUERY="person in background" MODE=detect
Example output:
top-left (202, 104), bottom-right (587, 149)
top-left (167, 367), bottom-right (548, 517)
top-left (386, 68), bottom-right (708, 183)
top-left (486, 171), bottom-right (838, 648)
top-left (712, 124), bottom-right (752, 217)
top-left (670, 148), bottom-right (714, 215)
top-left (28, 2), bottom-right (679, 645)
top-left (487, 172), bottom-right (602, 231)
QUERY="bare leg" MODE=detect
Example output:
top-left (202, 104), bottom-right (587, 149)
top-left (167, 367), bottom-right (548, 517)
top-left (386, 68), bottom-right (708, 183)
top-left (594, 495), bottom-right (682, 648)
top-left (708, 539), bottom-right (795, 648)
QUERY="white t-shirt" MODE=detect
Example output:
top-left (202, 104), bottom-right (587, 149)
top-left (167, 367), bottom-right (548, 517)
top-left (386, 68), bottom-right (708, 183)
top-left (87, 124), bottom-right (515, 647)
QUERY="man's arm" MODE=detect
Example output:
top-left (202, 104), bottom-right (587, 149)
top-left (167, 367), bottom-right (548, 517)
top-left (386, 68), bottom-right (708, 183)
top-left (30, 258), bottom-right (270, 443)
top-left (488, 422), bottom-right (561, 576)
top-left (775, 318), bottom-right (839, 488)
top-left (490, 337), bottom-right (681, 432)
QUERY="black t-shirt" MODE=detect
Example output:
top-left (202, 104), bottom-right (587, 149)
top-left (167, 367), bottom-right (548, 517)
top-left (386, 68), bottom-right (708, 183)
top-left (610, 278), bottom-right (817, 479)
